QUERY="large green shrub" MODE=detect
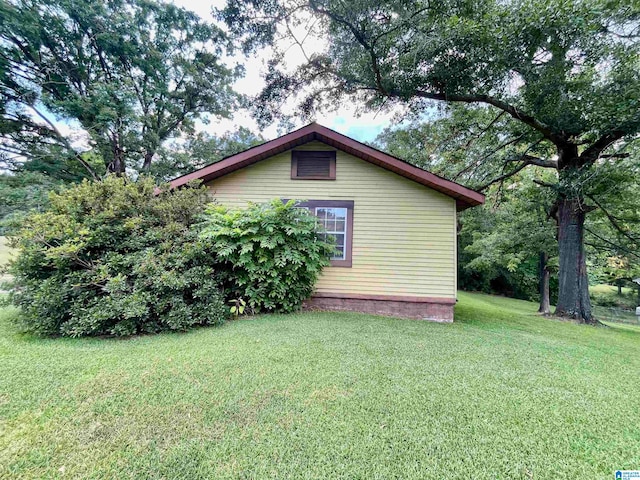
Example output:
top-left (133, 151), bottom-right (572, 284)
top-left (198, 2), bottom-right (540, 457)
top-left (7, 176), bottom-right (228, 337)
top-left (199, 200), bottom-right (335, 313)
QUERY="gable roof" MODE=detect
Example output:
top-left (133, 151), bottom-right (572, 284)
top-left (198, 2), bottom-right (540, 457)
top-left (169, 123), bottom-right (485, 210)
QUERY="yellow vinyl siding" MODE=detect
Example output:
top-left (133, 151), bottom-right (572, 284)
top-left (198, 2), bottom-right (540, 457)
top-left (206, 141), bottom-right (457, 299)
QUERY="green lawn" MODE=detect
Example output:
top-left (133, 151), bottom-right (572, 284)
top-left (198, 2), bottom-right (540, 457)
top-left (591, 283), bottom-right (635, 296)
top-left (0, 236), bottom-right (12, 265)
top-left (1, 292), bottom-right (639, 479)
top-left (0, 236), bottom-right (14, 287)
top-left (594, 305), bottom-right (640, 325)
top-left (591, 283), bottom-right (639, 319)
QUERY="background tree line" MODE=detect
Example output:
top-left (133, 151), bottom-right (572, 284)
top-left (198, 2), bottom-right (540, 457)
top-left (2, 0), bottom-right (639, 322)
top-left (0, 0), bottom-right (264, 227)
top-left (374, 107), bottom-right (640, 314)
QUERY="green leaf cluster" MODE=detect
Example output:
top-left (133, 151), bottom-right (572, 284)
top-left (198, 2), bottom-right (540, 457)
top-left (458, 174), bottom-right (558, 302)
top-left (1, 0), bottom-right (242, 176)
top-left (5, 180), bottom-right (335, 336)
top-left (0, 172), bottom-right (61, 234)
top-left (6, 176), bottom-right (227, 337)
top-left (199, 199), bottom-right (335, 313)
top-left (234, 0), bottom-right (640, 145)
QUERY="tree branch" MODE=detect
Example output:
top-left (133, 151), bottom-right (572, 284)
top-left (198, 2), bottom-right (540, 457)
top-left (475, 139), bottom-right (547, 191)
top-left (463, 111), bottom-right (505, 150)
top-left (580, 130), bottom-right (627, 163)
top-left (27, 105), bottom-right (99, 180)
top-left (476, 161), bottom-right (529, 192)
top-left (307, 2), bottom-right (568, 147)
top-left (533, 179), bottom-right (557, 189)
top-left (585, 227), bottom-right (640, 260)
top-left (507, 154), bottom-right (557, 168)
top-left (600, 153), bottom-right (630, 159)
top-left (410, 90), bottom-right (568, 147)
top-left (586, 194), bottom-right (640, 245)
top-left (309, 1), bottom-right (389, 94)
top-left (452, 133), bottom-right (527, 181)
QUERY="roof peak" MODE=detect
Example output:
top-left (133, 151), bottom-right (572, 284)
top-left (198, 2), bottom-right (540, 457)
top-left (169, 123), bottom-right (484, 210)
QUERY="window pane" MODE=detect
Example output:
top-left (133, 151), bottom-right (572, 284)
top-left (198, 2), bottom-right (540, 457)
top-left (314, 206), bottom-right (347, 261)
top-left (316, 207), bottom-right (339, 231)
top-left (318, 208), bottom-right (346, 231)
top-left (331, 234), bottom-right (345, 259)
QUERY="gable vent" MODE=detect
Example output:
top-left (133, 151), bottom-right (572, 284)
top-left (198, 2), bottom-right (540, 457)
top-left (298, 157), bottom-right (330, 177)
top-left (292, 151), bottom-right (336, 180)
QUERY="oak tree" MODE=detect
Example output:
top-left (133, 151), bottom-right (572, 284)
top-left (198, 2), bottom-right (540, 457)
top-left (1, 0), bottom-right (241, 176)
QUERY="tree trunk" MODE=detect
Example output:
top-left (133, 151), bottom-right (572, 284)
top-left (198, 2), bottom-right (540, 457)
top-left (538, 251), bottom-right (551, 315)
top-left (142, 150), bottom-right (154, 172)
top-left (108, 150), bottom-right (126, 175)
top-left (106, 131), bottom-right (126, 175)
top-left (554, 197), bottom-right (595, 323)
top-left (617, 282), bottom-right (622, 296)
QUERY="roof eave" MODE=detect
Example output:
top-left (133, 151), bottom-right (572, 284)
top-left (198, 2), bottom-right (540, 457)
top-left (169, 123), bottom-right (485, 211)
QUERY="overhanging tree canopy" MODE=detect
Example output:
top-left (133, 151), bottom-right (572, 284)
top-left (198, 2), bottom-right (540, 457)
top-left (1, 0), bottom-right (242, 176)
top-left (224, 0), bottom-right (640, 323)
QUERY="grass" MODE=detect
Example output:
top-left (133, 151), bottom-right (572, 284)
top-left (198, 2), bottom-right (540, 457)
top-left (1, 292), bottom-right (640, 479)
top-left (0, 236), bottom-right (14, 287)
top-left (594, 305), bottom-right (639, 325)
top-left (0, 236), bottom-right (12, 265)
top-left (590, 283), bottom-right (635, 296)
top-left (590, 283), bottom-right (638, 316)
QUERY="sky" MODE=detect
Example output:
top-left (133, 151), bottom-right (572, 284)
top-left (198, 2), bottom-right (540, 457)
top-left (171, 0), bottom-right (395, 143)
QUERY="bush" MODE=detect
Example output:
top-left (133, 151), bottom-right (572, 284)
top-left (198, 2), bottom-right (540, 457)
top-left (7, 181), bottom-right (335, 336)
top-left (7, 176), bottom-right (228, 337)
top-left (199, 199), bottom-right (335, 313)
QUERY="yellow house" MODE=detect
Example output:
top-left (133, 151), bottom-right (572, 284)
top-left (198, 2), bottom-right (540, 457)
top-left (171, 123), bottom-right (484, 322)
